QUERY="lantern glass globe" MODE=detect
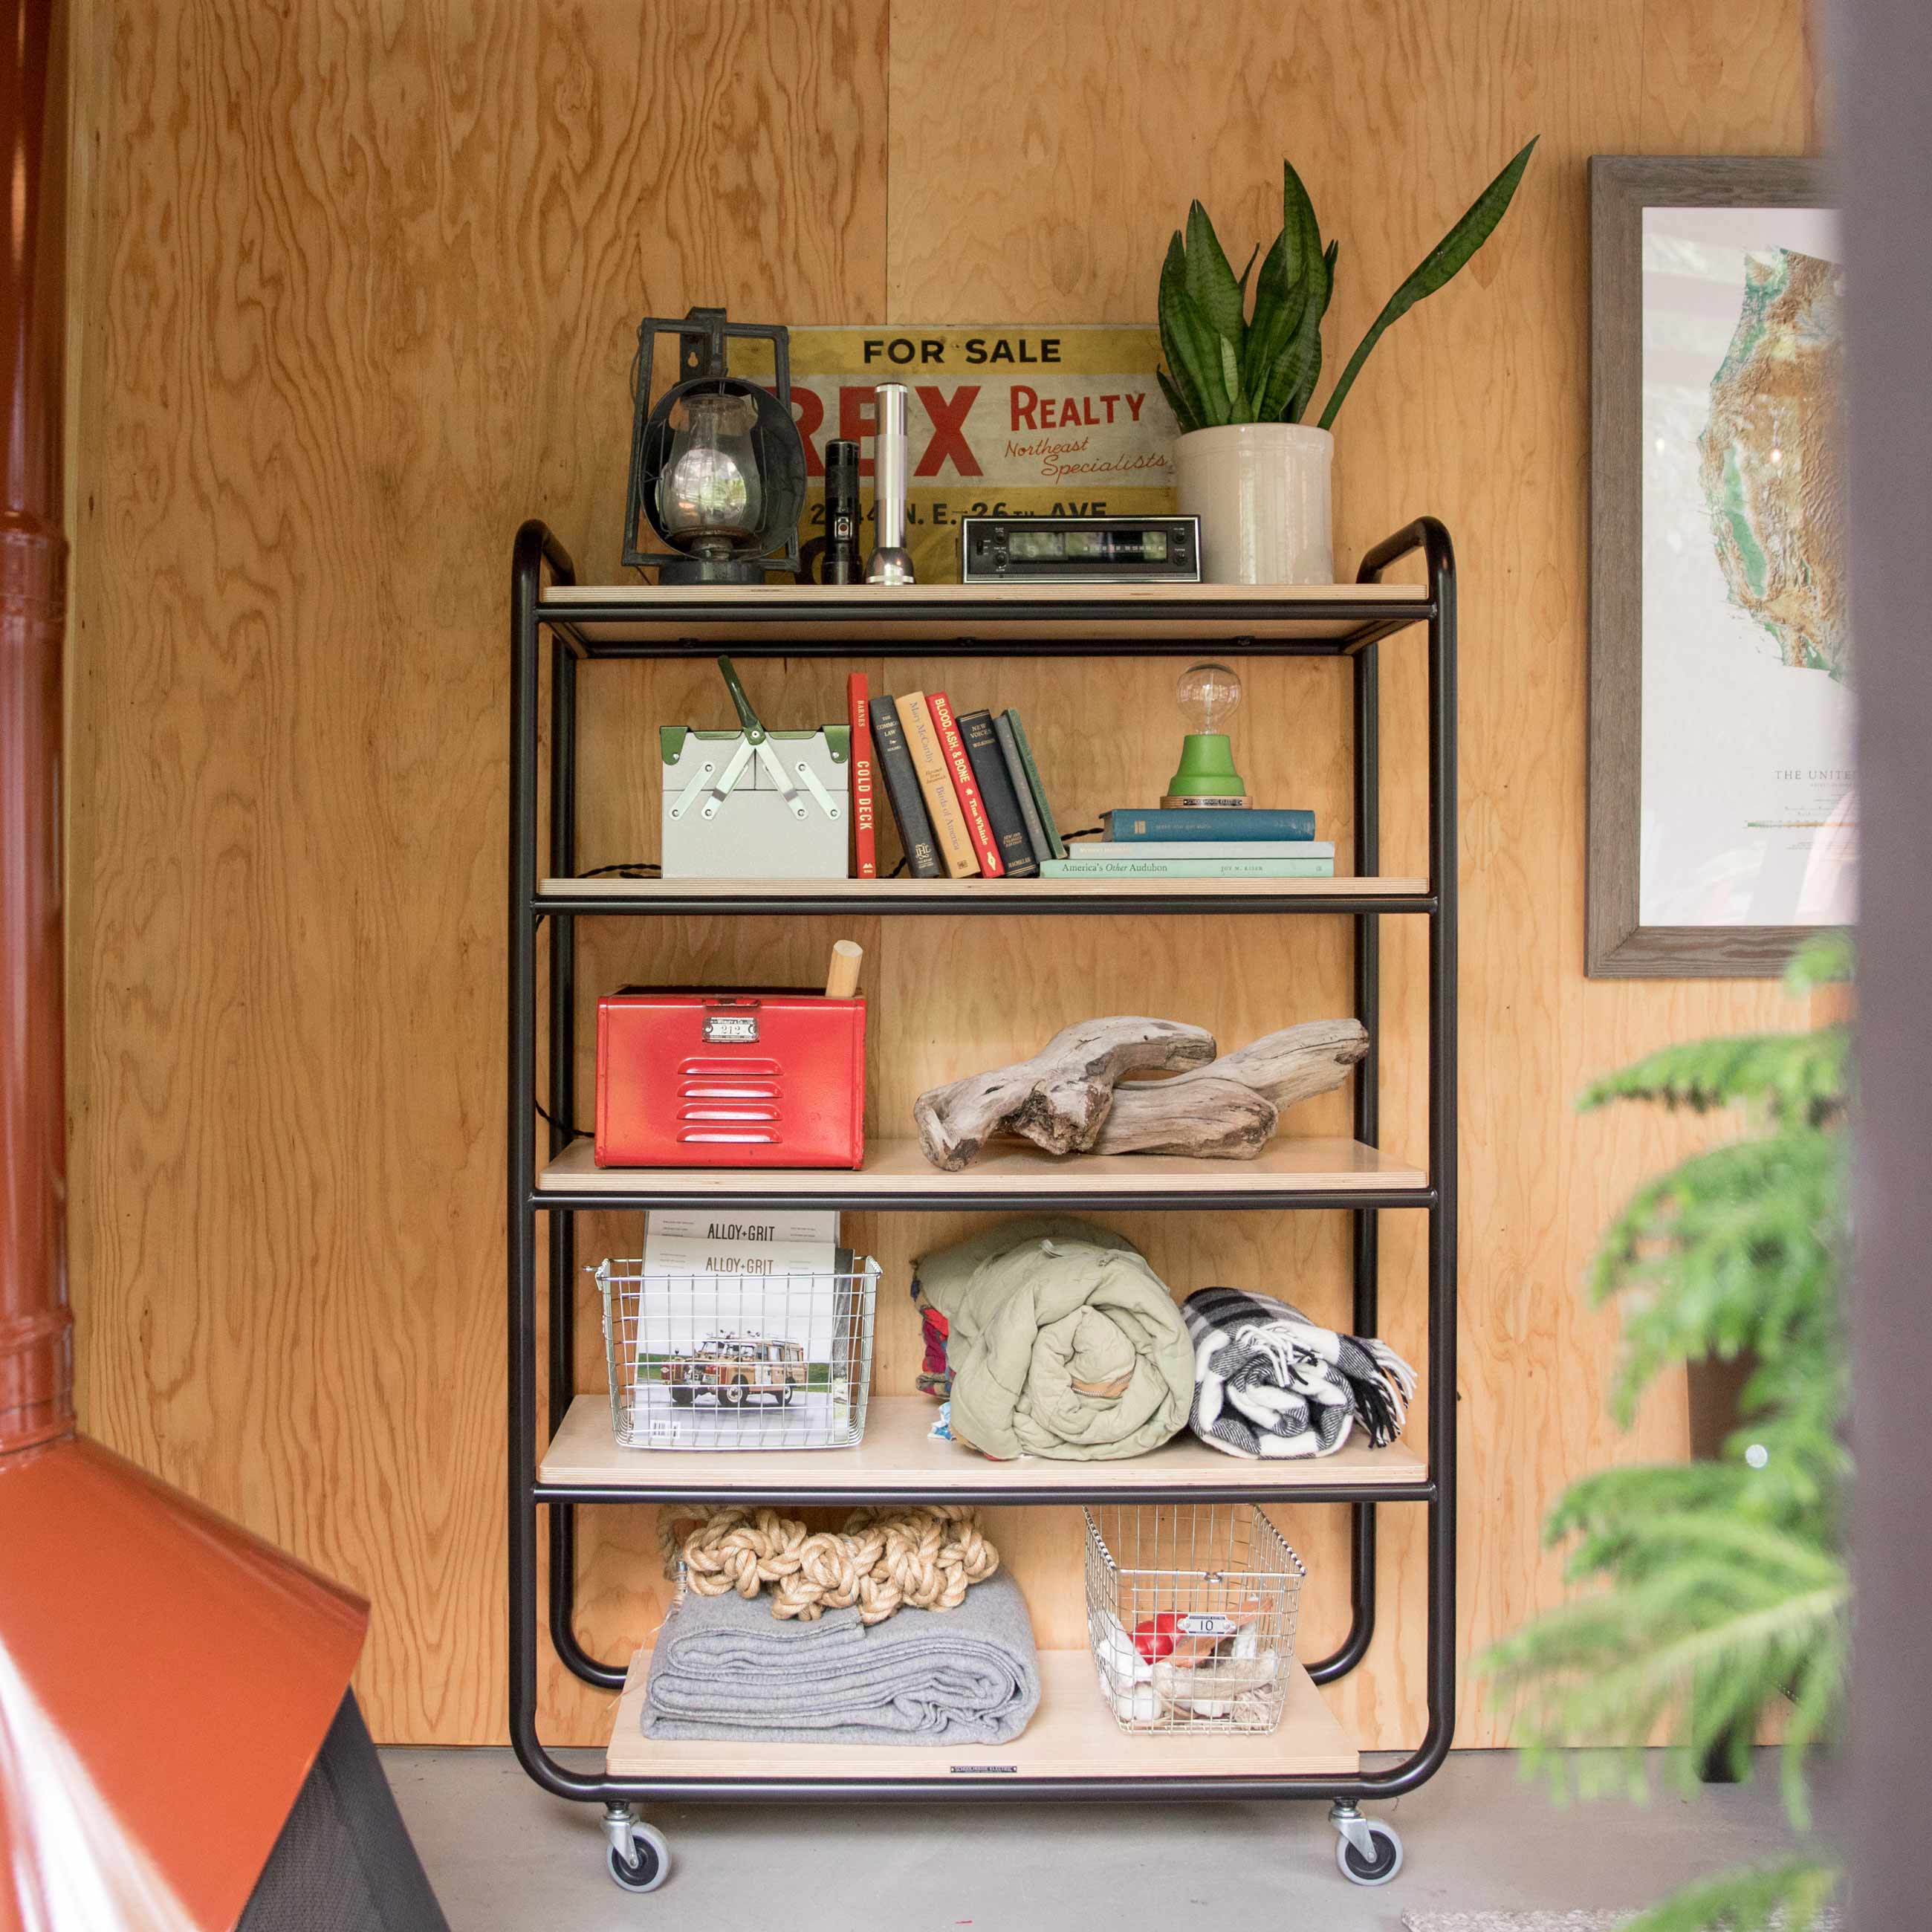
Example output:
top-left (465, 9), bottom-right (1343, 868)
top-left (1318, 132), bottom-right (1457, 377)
top-left (657, 389), bottom-right (765, 557)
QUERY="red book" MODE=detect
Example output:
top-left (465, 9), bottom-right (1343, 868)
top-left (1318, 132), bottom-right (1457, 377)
top-left (846, 672), bottom-right (877, 878)
top-left (928, 691), bottom-right (1005, 878)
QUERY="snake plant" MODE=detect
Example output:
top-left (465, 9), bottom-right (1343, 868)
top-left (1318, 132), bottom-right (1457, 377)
top-left (1157, 139), bottom-right (1537, 435)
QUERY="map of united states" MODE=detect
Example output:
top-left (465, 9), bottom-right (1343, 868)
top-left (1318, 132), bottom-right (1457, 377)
top-left (1697, 247), bottom-right (1846, 681)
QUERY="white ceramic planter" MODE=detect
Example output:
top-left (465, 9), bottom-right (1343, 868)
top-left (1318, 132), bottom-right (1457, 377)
top-left (1175, 423), bottom-right (1335, 586)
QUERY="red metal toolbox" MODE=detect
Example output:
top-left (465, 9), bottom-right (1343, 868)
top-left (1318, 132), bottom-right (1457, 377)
top-left (594, 990), bottom-right (866, 1169)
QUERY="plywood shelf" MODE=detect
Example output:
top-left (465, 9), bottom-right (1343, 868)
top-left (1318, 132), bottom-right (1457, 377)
top-left (537, 874), bottom-right (1432, 915)
top-left (534, 1135), bottom-right (1430, 1208)
top-left (537, 579), bottom-right (1430, 655)
top-left (606, 1647), bottom-right (1359, 1782)
top-left (538, 1393), bottom-right (1430, 1500)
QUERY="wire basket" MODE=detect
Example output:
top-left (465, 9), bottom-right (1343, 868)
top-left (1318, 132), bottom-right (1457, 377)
top-left (594, 1257), bottom-right (878, 1451)
top-left (1083, 1505), bottom-right (1306, 1734)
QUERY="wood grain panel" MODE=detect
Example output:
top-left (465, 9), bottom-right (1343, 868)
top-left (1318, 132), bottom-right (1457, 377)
top-left (65, 0), bottom-right (888, 1746)
top-left (68, 0), bottom-right (1819, 1751)
top-left (881, 0), bottom-right (1815, 1752)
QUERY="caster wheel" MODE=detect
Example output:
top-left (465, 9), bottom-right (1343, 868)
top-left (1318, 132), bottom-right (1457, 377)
top-left (607, 1824), bottom-right (671, 1893)
top-left (1335, 1818), bottom-right (1403, 1887)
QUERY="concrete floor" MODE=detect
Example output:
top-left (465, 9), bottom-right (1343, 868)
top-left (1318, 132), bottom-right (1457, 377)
top-left (383, 1745), bottom-right (1826, 1931)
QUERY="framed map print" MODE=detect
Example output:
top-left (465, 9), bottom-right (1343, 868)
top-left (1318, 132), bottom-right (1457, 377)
top-left (1588, 157), bottom-right (1849, 977)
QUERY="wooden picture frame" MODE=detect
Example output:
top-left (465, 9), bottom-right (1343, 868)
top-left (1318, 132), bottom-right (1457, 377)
top-left (1587, 155), bottom-right (1841, 978)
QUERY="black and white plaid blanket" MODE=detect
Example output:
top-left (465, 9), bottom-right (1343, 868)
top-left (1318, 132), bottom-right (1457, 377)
top-left (1181, 1286), bottom-right (1417, 1459)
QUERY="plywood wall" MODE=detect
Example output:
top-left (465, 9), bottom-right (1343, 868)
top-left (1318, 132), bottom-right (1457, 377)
top-left (65, 0), bottom-right (1821, 1747)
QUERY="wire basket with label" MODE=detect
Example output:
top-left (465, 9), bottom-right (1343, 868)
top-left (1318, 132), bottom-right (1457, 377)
top-left (594, 1256), bottom-right (878, 1451)
top-left (1083, 1504), bottom-right (1306, 1734)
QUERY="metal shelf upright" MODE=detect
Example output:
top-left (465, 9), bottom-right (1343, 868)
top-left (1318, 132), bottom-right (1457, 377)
top-left (506, 515), bottom-right (1457, 1893)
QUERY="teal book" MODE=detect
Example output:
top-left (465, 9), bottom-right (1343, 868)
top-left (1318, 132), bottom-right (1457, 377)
top-left (1102, 807), bottom-right (1317, 843)
top-left (1078, 840), bottom-right (1335, 860)
top-left (1040, 855), bottom-right (1337, 879)
top-left (999, 708), bottom-right (1066, 859)
top-left (992, 711), bottom-right (1053, 866)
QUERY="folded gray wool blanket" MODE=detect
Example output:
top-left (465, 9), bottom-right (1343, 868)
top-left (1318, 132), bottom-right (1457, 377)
top-left (1183, 1285), bottom-right (1417, 1459)
top-left (643, 1566), bottom-right (1041, 1745)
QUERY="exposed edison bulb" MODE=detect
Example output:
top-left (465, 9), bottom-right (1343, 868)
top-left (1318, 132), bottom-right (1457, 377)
top-left (1177, 661), bottom-right (1242, 736)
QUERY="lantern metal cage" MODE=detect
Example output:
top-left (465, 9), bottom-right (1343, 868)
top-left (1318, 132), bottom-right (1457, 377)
top-left (622, 306), bottom-right (805, 581)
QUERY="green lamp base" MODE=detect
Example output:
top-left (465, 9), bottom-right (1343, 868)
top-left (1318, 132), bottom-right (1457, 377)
top-left (1166, 731), bottom-right (1247, 800)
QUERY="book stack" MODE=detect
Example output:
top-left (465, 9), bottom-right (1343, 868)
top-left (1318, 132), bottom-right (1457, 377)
top-left (849, 674), bottom-right (1066, 880)
top-left (1043, 806), bottom-right (1334, 880)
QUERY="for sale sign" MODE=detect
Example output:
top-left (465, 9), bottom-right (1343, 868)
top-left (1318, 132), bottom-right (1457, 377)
top-left (788, 327), bottom-right (1181, 582)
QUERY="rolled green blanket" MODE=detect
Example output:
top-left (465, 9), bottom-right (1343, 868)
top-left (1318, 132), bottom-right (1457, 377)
top-left (912, 1218), bottom-right (1193, 1460)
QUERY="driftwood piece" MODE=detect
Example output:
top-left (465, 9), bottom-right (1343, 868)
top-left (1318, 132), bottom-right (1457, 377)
top-left (912, 1017), bottom-right (1217, 1172)
top-left (1094, 1018), bottom-right (1370, 1158)
top-left (1098, 1077), bottom-right (1281, 1159)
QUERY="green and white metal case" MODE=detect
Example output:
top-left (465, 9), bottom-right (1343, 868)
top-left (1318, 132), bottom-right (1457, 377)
top-left (659, 723), bottom-right (849, 878)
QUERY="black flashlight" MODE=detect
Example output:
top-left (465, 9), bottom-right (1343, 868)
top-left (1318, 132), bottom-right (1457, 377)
top-left (822, 438), bottom-right (861, 585)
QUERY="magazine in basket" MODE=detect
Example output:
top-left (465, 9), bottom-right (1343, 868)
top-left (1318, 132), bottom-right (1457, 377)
top-left (607, 1210), bottom-right (878, 1450)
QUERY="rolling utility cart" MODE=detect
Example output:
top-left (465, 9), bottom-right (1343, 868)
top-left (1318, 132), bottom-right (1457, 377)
top-left (508, 516), bottom-right (1456, 1894)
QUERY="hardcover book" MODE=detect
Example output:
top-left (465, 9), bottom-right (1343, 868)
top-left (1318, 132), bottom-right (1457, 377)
top-left (956, 708), bottom-right (1039, 877)
top-left (898, 692), bottom-right (981, 878)
top-left (1075, 840), bottom-right (1335, 860)
top-left (1000, 707), bottom-right (1066, 858)
top-left (991, 711), bottom-right (1053, 866)
top-left (928, 692), bottom-right (1005, 877)
top-left (1040, 855), bottom-right (1337, 879)
top-left (846, 672), bottom-right (876, 878)
top-left (867, 696), bottom-right (942, 878)
top-left (1103, 807), bottom-right (1317, 843)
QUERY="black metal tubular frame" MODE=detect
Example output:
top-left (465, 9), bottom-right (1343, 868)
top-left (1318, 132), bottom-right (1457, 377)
top-left (534, 1183), bottom-right (1435, 1213)
top-left (507, 515), bottom-right (1458, 1806)
top-left (533, 888), bottom-right (1437, 918)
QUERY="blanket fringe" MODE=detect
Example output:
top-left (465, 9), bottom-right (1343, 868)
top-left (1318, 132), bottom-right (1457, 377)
top-left (1355, 1338), bottom-right (1418, 1446)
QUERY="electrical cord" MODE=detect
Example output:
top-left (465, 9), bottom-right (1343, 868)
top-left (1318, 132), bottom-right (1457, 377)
top-left (534, 1096), bottom-right (593, 1141)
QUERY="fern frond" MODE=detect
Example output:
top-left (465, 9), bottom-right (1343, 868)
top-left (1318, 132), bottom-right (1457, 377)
top-left (1482, 951), bottom-right (1849, 1925)
top-left (1482, 1501), bottom-right (1847, 1819)
top-left (1589, 1127), bottom-right (1844, 1423)
top-left (1784, 930), bottom-right (1851, 994)
top-left (1621, 1858), bottom-right (1838, 1932)
top-left (1581, 1028), bottom-right (1847, 1127)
